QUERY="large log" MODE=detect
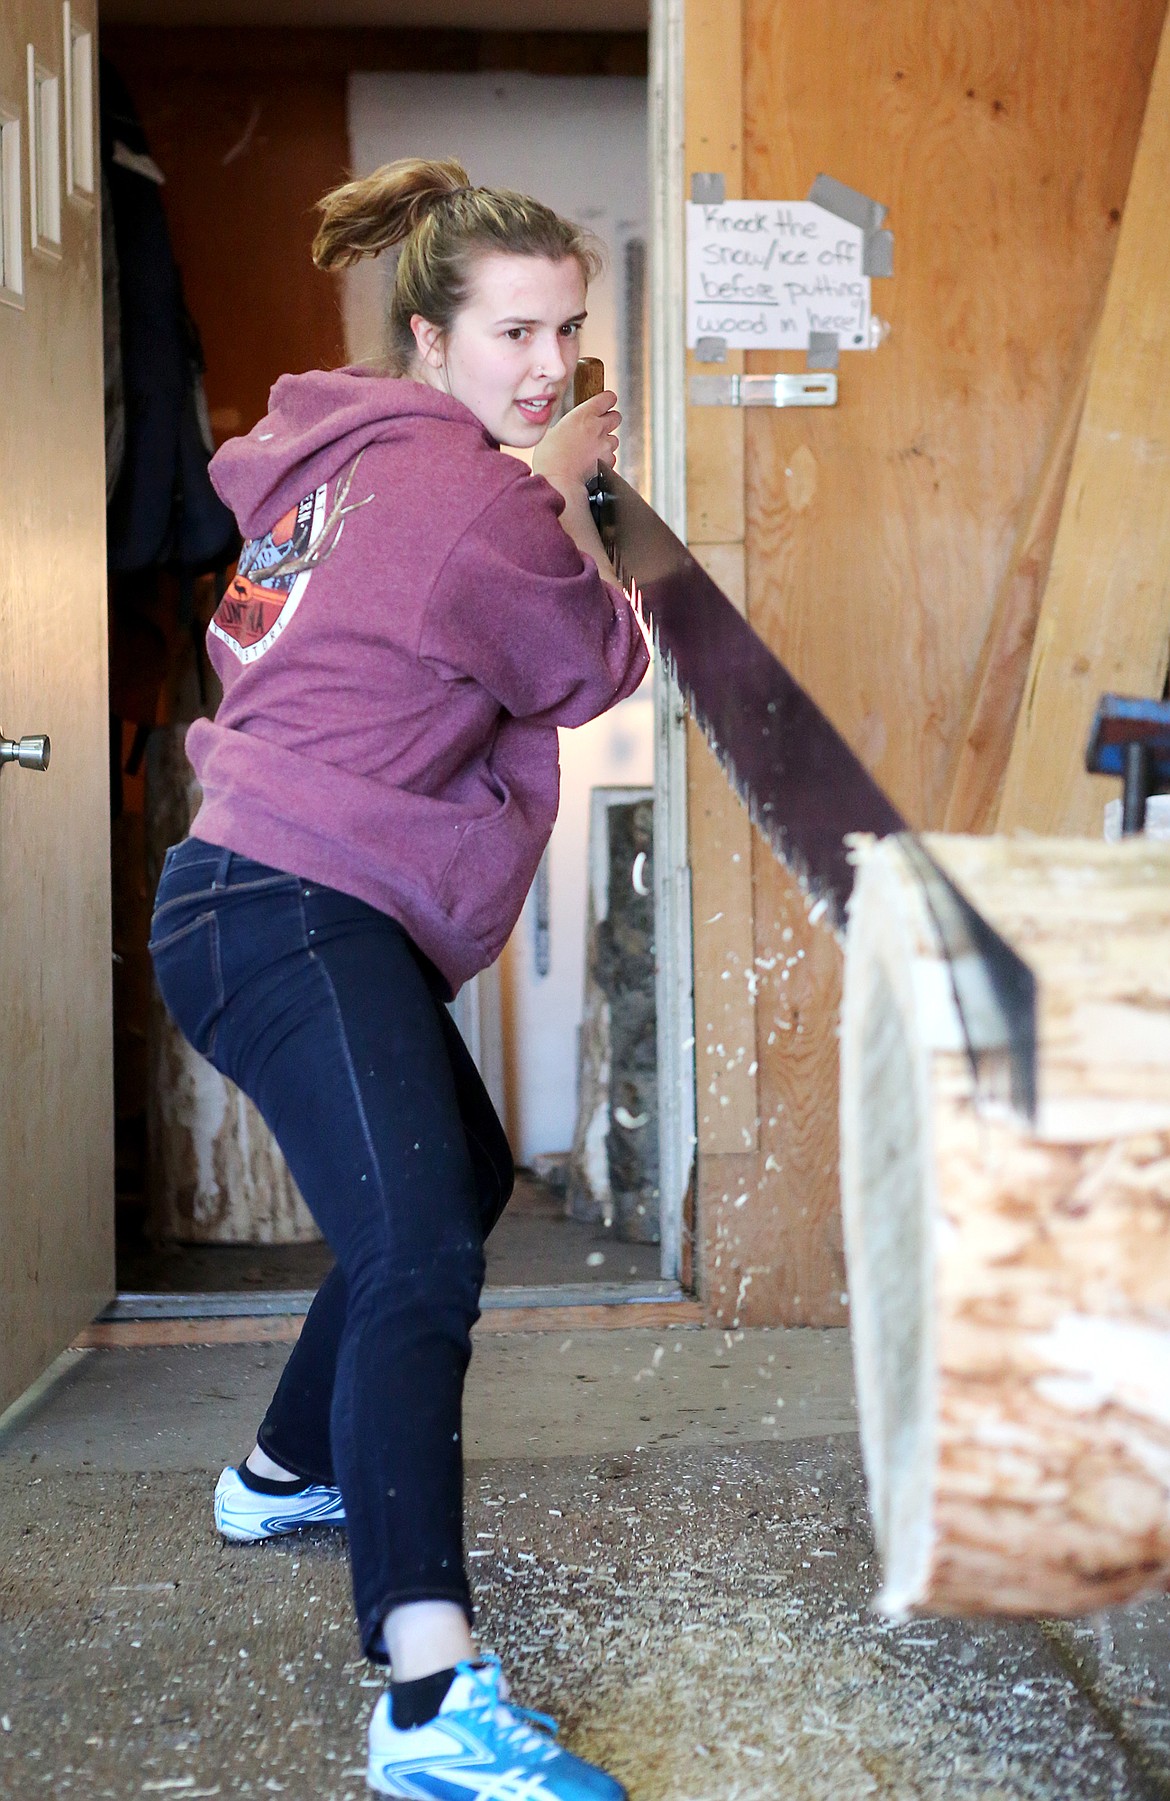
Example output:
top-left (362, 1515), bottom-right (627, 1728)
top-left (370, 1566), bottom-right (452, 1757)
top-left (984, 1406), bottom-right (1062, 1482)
top-left (841, 833), bottom-right (1170, 1616)
top-left (145, 724), bottom-right (319, 1245)
top-left (567, 787), bottom-right (659, 1242)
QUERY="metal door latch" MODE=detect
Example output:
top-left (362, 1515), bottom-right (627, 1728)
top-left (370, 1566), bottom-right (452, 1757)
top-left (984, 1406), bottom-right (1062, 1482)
top-left (0, 732), bottom-right (51, 772)
top-left (689, 372), bottom-right (837, 408)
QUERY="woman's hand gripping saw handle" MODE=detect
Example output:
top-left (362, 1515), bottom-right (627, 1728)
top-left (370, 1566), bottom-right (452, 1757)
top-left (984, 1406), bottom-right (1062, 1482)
top-left (573, 357), bottom-right (610, 527)
top-left (531, 358), bottom-right (620, 586)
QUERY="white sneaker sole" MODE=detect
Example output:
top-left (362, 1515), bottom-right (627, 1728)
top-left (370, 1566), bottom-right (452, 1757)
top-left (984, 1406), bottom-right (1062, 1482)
top-left (366, 1766), bottom-right (409, 1797)
top-left (213, 1466), bottom-right (346, 1543)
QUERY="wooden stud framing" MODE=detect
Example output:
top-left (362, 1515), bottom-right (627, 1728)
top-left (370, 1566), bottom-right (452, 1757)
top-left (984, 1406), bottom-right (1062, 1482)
top-left (943, 332), bottom-right (1095, 833)
top-left (689, 545), bottom-right (759, 1159)
top-left (998, 5), bottom-right (1170, 837)
top-left (683, 0), bottom-right (765, 1318)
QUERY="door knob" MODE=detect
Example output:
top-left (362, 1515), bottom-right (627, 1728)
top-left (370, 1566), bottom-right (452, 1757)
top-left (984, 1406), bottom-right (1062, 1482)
top-left (0, 732), bottom-right (51, 772)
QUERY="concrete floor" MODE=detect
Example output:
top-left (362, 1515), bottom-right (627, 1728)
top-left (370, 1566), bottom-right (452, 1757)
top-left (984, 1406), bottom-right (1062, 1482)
top-left (2, 1326), bottom-right (1170, 1798)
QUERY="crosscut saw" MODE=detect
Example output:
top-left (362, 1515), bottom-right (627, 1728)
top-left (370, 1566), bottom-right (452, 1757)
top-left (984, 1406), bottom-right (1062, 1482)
top-left (572, 358), bottom-right (1037, 1121)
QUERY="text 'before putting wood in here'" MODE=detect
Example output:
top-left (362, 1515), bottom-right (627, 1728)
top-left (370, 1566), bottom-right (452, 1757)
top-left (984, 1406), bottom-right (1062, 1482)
top-left (686, 201), bottom-right (874, 352)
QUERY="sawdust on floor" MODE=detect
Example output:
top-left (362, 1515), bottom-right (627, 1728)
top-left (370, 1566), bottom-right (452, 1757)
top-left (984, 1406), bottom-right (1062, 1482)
top-left (0, 1436), bottom-right (1149, 1800)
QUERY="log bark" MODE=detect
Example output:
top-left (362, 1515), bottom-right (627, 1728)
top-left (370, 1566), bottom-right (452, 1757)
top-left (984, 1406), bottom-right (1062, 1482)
top-left (841, 833), bottom-right (1170, 1616)
top-left (567, 788), bottom-right (659, 1241)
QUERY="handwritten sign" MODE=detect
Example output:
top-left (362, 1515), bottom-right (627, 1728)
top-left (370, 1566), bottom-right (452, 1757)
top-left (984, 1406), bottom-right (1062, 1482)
top-left (686, 200), bottom-right (872, 352)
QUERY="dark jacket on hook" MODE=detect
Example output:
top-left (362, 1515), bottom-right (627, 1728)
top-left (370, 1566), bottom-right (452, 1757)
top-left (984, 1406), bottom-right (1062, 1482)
top-left (100, 57), bottom-right (237, 576)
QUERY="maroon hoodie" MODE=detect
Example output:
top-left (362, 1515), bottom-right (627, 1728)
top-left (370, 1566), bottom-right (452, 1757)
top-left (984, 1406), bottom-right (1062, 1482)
top-left (186, 368), bottom-right (649, 995)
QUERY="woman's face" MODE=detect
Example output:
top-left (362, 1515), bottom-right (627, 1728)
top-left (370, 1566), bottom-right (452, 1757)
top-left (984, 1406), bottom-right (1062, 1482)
top-left (412, 251), bottom-right (587, 447)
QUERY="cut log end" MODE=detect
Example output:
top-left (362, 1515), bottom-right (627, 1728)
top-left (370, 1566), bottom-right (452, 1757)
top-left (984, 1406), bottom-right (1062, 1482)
top-left (841, 844), bottom-right (938, 1614)
top-left (842, 834), bottom-right (1170, 1617)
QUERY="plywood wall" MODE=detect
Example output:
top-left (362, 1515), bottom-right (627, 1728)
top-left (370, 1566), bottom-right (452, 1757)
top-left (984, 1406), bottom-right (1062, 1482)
top-left (742, 0), bottom-right (1165, 827)
top-left (687, 0), bottom-right (1168, 1324)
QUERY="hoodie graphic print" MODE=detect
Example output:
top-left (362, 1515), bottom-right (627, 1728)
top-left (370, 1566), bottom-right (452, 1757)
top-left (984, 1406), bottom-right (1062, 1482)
top-left (186, 368), bottom-right (649, 996)
top-left (208, 483), bottom-right (328, 662)
top-left (209, 452), bottom-right (373, 662)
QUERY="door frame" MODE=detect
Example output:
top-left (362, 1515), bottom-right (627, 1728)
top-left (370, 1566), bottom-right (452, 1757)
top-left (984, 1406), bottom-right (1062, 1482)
top-left (648, 0), bottom-right (696, 1283)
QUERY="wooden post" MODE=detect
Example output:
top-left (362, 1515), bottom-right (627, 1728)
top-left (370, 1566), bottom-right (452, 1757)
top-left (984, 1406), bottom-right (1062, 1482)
top-left (683, 0), bottom-right (774, 1324)
top-left (998, 7), bottom-right (1170, 836)
top-left (842, 832), bottom-right (1170, 1615)
top-left (942, 332), bottom-right (1094, 834)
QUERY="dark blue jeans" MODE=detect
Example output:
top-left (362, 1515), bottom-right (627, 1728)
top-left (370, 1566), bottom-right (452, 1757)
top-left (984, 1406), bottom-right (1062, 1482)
top-left (149, 837), bottom-right (513, 1660)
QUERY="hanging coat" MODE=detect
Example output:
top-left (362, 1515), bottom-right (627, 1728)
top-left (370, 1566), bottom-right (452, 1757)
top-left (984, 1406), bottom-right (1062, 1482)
top-left (100, 57), bottom-right (238, 576)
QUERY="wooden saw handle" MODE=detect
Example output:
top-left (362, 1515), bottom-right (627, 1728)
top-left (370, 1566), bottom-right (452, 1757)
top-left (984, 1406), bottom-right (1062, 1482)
top-left (573, 357), bottom-right (606, 406)
top-left (572, 358), bottom-right (610, 513)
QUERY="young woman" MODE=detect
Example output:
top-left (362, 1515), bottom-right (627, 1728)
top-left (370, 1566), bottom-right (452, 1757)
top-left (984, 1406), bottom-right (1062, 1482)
top-left (149, 158), bottom-right (648, 1800)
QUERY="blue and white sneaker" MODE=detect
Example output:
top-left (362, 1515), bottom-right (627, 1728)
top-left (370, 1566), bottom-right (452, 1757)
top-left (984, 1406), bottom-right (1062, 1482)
top-left (367, 1657), bottom-right (626, 1799)
top-left (213, 1462), bottom-right (346, 1543)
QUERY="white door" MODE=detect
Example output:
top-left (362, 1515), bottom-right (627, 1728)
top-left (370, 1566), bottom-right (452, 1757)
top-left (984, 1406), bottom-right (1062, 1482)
top-left (0, 0), bottom-right (113, 1411)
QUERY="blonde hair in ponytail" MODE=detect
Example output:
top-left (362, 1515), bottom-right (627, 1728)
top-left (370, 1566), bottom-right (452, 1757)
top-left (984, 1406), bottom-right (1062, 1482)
top-left (313, 157), bottom-right (603, 375)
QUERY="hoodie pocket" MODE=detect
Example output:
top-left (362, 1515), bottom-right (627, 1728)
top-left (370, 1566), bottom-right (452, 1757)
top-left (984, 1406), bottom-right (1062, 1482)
top-left (437, 787), bottom-right (525, 946)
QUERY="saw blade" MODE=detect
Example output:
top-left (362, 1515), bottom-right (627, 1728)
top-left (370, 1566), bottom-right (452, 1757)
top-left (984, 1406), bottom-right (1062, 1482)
top-left (596, 471), bottom-right (903, 918)
top-left (593, 468), bottom-right (1037, 1121)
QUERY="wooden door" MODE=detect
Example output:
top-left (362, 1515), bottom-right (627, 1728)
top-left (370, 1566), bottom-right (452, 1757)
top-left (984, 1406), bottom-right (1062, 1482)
top-left (0, 0), bottom-right (113, 1411)
top-left (683, 0), bottom-right (1168, 1325)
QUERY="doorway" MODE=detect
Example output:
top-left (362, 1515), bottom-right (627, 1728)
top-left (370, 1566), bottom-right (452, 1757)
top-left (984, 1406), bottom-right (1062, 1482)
top-left (98, 19), bottom-right (694, 1322)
